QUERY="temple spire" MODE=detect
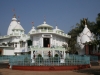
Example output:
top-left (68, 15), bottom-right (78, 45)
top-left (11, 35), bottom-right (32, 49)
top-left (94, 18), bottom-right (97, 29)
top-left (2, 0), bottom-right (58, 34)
top-left (13, 14), bottom-right (16, 18)
top-left (55, 20), bottom-right (58, 29)
top-left (17, 16), bottom-right (20, 24)
top-left (18, 16), bottom-right (20, 22)
top-left (12, 9), bottom-right (16, 18)
top-left (44, 16), bottom-right (46, 22)
top-left (83, 18), bottom-right (88, 28)
top-left (84, 18), bottom-right (87, 25)
top-left (32, 21), bottom-right (35, 29)
top-left (43, 16), bottom-right (46, 24)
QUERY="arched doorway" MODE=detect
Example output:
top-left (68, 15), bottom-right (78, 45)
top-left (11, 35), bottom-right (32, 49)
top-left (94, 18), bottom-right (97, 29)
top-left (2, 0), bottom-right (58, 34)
top-left (43, 38), bottom-right (50, 47)
top-left (27, 40), bottom-right (32, 47)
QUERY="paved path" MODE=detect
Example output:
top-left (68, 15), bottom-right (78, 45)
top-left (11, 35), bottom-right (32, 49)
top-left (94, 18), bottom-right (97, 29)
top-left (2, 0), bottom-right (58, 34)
top-left (0, 64), bottom-right (100, 75)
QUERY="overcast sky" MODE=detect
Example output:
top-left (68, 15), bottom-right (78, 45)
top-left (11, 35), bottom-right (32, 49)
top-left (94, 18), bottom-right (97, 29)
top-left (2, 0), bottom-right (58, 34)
top-left (0, 0), bottom-right (100, 35)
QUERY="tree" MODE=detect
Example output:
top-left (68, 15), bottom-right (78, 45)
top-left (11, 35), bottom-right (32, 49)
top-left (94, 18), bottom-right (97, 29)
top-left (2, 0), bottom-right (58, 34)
top-left (95, 13), bottom-right (100, 35)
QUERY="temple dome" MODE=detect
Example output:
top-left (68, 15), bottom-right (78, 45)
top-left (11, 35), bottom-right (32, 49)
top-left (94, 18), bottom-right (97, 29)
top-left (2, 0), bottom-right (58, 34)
top-left (80, 25), bottom-right (93, 43)
top-left (12, 21), bottom-right (24, 31)
top-left (37, 21), bottom-right (53, 29)
top-left (29, 25), bottom-right (36, 34)
top-left (7, 14), bottom-right (18, 35)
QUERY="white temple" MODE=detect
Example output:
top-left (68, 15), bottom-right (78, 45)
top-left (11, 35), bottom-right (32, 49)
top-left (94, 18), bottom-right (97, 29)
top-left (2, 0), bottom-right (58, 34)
top-left (76, 20), bottom-right (95, 55)
top-left (0, 14), bottom-right (71, 59)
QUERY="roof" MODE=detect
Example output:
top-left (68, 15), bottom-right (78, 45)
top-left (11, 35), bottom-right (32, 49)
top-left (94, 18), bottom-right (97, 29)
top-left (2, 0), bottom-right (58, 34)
top-left (37, 21), bottom-right (53, 29)
top-left (78, 25), bottom-right (94, 43)
top-left (54, 28), bottom-right (64, 32)
top-left (29, 26), bottom-right (36, 33)
top-left (12, 39), bottom-right (20, 42)
top-left (12, 21), bottom-right (24, 31)
top-left (82, 25), bottom-right (91, 36)
top-left (7, 15), bottom-right (18, 35)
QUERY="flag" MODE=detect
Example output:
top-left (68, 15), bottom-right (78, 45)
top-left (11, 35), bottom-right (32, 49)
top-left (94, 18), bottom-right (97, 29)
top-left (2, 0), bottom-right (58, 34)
top-left (32, 22), bottom-right (34, 26)
top-left (32, 22), bottom-right (34, 24)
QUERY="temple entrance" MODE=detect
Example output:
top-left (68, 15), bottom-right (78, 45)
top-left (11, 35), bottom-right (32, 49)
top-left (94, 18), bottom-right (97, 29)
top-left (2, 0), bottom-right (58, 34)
top-left (43, 38), bottom-right (50, 47)
top-left (0, 49), bottom-right (3, 55)
top-left (27, 40), bottom-right (32, 47)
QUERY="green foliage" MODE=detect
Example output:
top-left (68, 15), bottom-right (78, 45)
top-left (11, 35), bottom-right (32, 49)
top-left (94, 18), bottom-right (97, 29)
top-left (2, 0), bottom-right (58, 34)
top-left (54, 54), bottom-right (58, 57)
top-left (36, 54), bottom-right (43, 62)
top-left (38, 54), bottom-right (42, 57)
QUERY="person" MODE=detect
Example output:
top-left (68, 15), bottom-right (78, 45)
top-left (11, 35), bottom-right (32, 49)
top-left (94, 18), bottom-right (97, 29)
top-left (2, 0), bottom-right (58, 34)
top-left (48, 44), bottom-right (50, 47)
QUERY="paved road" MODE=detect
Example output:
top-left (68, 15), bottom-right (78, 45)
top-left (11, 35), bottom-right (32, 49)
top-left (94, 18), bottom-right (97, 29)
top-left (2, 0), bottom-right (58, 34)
top-left (0, 63), bottom-right (100, 75)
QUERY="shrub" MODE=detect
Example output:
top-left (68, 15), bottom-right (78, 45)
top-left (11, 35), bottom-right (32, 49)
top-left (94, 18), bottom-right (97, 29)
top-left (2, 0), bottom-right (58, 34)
top-left (55, 54), bottom-right (58, 57)
top-left (38, 54), bottom-right (42, 57)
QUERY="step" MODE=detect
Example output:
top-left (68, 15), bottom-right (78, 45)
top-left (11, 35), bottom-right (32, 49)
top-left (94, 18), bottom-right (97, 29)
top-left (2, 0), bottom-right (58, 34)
top-left (90, 62), bottom-right (99, 66)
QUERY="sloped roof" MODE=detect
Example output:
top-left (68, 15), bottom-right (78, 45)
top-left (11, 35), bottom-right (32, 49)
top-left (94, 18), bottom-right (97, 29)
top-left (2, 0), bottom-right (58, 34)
top-left (29, 26), bottom-right (36, 33)
top-left (7, 14), bottom-right (18, 35)
top-left (12, 22), bottom-right (24, 31)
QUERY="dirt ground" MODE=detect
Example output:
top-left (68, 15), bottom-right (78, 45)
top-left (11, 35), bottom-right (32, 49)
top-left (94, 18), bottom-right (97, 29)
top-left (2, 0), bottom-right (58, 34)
top-left (0, 64), bottom-right (100, 75)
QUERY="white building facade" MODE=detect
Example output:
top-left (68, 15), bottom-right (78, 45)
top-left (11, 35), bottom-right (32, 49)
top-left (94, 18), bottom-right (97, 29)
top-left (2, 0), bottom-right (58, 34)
top-left (0, 14), bottom-right (71, 58)
top-left (0, 14), bottom-right (30, 55)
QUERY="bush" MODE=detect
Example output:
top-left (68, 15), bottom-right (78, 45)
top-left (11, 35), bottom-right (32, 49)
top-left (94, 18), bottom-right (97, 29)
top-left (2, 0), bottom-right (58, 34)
top-left (54, 54), bottom-right (58, 57)
top-left (36, 54), bottom-right (43, 62)
top-left (38, 54), bottom-right (42, 57)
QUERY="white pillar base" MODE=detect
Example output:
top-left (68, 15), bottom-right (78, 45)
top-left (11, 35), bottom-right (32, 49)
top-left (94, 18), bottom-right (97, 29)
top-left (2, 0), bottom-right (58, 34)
top-left (31, 59), bottom-right (35, 63)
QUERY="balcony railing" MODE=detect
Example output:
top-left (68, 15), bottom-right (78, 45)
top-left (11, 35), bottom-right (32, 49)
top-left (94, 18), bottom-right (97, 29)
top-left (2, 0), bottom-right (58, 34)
top-left (31, 30), bottom-right (71, 38)
top-left (0, 35), bottom-right (10, 39)
top-left (30, 46), bottom-right (65, 51)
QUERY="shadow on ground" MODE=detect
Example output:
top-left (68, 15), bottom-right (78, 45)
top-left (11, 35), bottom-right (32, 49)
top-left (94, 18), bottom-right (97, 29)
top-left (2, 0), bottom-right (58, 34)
top-left (0, 63), bottom-right (9, 69)
top-left (75, 67), bottom-right (100, 75)
top-left (0, 72), bottom-right (2, 75)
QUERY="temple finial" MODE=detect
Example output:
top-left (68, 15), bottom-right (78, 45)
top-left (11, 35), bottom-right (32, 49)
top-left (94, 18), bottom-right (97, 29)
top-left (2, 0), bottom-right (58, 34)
top-left (12, 9), bottom-right (16, 18)
top-left (44, 16), bottom-right (46, 22)
top-left (18, 16), bottom-right (20, 22)
top-left (32, 21), bottom-right (34, 27)
top-left (84, 18), bottom-right (87, 25)
top-left (55, 20), bottom-right (58, 29)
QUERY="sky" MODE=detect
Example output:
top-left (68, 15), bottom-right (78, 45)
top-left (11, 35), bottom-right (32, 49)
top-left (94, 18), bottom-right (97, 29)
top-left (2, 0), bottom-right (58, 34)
top-left (0, 0), bottom-right (100, 35)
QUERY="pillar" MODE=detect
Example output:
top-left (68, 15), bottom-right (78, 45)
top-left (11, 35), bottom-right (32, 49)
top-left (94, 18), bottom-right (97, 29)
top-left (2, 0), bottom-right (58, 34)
top-left (31, 50), bottom-right (33, 59)
top-left (31, 50), bottom-right (35, 63)
top-left (53, 50), bottom-right (55, 57)
top-left (42, 50), bottom-right (44, 58)
top-left (25, 42), bottom-right (27, 52)
top-left (97, 45), bottom-right (99, 52)
top-left (64, 49), bottom-right (66, 59)
top-left (50, 37), bottom-right (52, 47)
top-left (41, 37), bottom-right (43, 47)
